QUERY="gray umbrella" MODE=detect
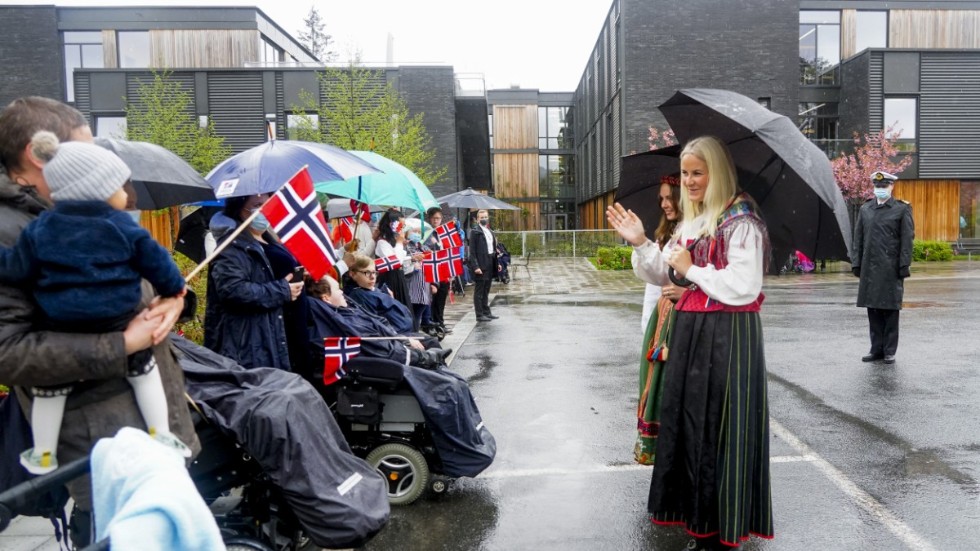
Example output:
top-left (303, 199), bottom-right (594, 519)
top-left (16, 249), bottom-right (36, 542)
top-left (95, 137), bottom-right (216, 210)
top-left (659, 89), bottom-right (852, 263)
top-left (436, 188), bottom-right (520, 210)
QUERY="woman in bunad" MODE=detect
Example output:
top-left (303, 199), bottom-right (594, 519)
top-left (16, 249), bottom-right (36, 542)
top-left (607, 136), bottom-right (774, 551)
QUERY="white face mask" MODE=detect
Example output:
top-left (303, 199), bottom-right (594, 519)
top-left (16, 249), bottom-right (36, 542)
top-left (126, 210), bottom-right (142, 225)
top-left (873, 187), bottom-right (892, 201)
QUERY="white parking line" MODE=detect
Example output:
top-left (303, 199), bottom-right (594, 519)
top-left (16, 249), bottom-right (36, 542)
top-left (481, 455), bottom-right (812, 479)
top-left (770, 419), bottom-right (938, 551)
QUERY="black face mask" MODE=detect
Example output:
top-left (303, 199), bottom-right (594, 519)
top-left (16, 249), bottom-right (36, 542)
top-left (479, 219), bottom-right (489, 226)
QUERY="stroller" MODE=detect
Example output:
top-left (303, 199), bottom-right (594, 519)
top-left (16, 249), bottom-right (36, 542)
top-left (494, 241), bottom-right (512, 284)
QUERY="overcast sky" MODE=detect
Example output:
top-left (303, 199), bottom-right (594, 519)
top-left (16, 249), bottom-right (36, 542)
top-left (5, 0), bottom-right (614, 91)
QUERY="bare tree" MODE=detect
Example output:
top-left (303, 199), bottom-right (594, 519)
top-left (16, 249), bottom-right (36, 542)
top-left (297, 5), bottom-right (336, 62)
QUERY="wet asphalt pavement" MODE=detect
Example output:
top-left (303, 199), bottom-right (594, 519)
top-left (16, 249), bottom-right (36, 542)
top-left (360, 260), bottom-right (980, 551)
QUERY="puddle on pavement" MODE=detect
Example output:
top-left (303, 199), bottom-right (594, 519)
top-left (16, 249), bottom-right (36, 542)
top-left (901, 301), bottom-right (944, 308)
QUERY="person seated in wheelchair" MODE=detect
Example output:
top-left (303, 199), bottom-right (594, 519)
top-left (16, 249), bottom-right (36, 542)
top-left (494, 241), bottom-right (512, 284)
top-left (343, 253), bottom-right (415, 334)
top-left (306, 275), bottom-right (452, 371)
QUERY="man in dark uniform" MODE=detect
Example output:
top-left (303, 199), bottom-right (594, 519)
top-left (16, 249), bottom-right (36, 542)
top-left (467, 209), bottom-right (498, 322)
top-left (851, 170), bottom-right (915, 364)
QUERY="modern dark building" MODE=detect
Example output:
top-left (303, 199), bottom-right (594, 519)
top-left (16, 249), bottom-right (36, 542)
top-left (571, 0), bottom-right (799, 230)
top-left (0, 5), bottom-right (488, 199)
top-left (564, 0), bottom-right (980, 243)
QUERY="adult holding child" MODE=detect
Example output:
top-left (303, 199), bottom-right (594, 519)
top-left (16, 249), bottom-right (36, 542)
top-left (607, 136), bottom-right (774, 551)
top-left (0, 96), bottom-right (197, 546)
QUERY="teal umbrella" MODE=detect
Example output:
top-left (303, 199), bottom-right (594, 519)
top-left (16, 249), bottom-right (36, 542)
top-left (313, 151), bottom-right (439, 214)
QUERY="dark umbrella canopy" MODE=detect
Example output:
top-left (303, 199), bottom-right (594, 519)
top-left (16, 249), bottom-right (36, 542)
top-left (436, 188), bottom-right (520, 210)
top-left (658, 89), bottom-right (852, 264)
top-left (95, 138), bottom-right (216, 210)
top-left (616, 145), bottom-right (683, 241)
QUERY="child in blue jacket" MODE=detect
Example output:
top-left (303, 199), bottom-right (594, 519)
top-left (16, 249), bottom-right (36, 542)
top-left (0, 131), bottom-right (189, 473)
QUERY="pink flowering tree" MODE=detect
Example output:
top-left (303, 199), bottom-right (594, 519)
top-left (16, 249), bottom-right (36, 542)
top-left (831, 127), bottom-right (914, 202)
top-left (648, 125), bottom-right (677, 151)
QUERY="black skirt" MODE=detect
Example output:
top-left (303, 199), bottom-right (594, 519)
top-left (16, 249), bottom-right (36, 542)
top-left (648, 310), bottom-right (774, 546)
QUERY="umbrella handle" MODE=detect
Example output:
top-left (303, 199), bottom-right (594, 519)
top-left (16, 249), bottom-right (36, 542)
top-left (667, 267), bottom-right (692, 288)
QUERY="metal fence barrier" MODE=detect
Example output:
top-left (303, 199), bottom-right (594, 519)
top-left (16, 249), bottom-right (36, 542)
top-left (495, 230), bottom-right (624, 258)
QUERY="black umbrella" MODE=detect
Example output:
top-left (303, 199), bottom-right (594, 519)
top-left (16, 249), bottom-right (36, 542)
top-left (175, 206), bottom-right (222, 264)
top-left (658, 89), bottom-right (852, 264)
top-left (616, 145), bottom-right (682, 241)
top-left (436, 188), bottom-right (521, 210)
top-left (95, 138), bottom-right (216, 210)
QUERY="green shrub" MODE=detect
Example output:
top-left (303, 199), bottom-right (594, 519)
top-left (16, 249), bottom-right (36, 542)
top-left (0, 384), bottom-right (8, 398)
top-left (173, 252), bottom-right (208, 344)
top-left (912, 240), bottom-right (953, 262)
top-left (594, 246), bottom-right (633, 270)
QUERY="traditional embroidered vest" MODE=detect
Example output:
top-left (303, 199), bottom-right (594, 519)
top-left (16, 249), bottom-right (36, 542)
top-left (675, 194), bottom-right (767, 313)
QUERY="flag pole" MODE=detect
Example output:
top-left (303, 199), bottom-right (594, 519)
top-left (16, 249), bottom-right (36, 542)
top-left (184, 164), bottom-right (310, 283)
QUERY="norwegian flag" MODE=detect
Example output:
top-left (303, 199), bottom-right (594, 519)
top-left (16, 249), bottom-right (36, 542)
top-left (423, 246), bottom-right (464, 283)
top-left (434, 220), bottom-right (463, 249)
top-left (260, 167), bottom-right (338, 280)
top-left (323, 336), bottom-right (361, 385)
top-left (375, 255), bottom-right (402, 273)
top-left (336, 215), bottom-right (356, 243)
top-left (349, 199), bottom-right (371, 222)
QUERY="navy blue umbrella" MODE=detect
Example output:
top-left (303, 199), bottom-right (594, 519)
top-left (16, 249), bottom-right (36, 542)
top-left (206, 140), bottom-right (380, 198)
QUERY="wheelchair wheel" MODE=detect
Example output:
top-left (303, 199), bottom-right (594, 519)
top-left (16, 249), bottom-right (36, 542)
top-left (366, 442), bottom-right (430, 505)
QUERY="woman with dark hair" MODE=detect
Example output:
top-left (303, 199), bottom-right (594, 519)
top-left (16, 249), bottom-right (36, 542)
top-left (619, 175), bottom-right (684, 467)
top-left (373, 209), bottom-right (420, 310)
top-left (204, 194), bottom-right (305, 370)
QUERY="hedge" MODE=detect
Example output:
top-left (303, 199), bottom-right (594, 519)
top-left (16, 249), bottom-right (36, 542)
top-left (594, 246), bottom-right (633, 270)
top-left (912, 240), bottom-right (953, 262)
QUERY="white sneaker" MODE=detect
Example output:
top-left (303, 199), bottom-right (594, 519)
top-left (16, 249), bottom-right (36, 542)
top-left (20, 448), bottom-right (58, 475)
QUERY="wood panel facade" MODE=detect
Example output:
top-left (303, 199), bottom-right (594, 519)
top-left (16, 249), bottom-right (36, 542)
top-left (889, 10), bottom-right (980, 49)
top-left (150, 30), bottom-right (260, 68)
top-left (491, 105), bottom-right (536, 150)
top-left (893, 179), bottom-right (960, 241)
top-left (493, 202), bottom-right (541, 232)
top-left (578, 190), bottom-right (617, 231)
top-left (140, 207), bottom-right (180, 250)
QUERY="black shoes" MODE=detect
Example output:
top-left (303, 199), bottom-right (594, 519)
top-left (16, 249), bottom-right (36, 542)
top-left (476, 316), bottom-right (492, 322)
top-left (487, 314), bottom-right (499, 319)
top-left (862, 353), bottom-right (883, 362)
top-left (883, 355), bottom-right (896, 364)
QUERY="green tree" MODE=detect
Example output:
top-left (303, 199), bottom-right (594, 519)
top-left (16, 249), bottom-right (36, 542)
top-left (290, 62), bottom-right (447, 186)
top-left (297, 5), bottom-right (336, 62)
top-left (125, 70), bottom-right (230, 175)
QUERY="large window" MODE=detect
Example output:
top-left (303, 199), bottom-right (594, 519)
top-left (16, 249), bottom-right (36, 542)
top-left (799, 102), bottom-right (840, 158)
top-left (855, 11), bottom-right (888, 53)
top-left (539, 154), bottom-right (575, 199)
top-left (800, 11), bottom-right (840, 85)
top-left (64, 31), bottom-right (104, 102)
top-left (118, 31), bottom-right (150, 68)
top-left (95, 116), bottom-right (127, 139)
top-left (488, 112), bottom-right (493, 150)
top-left (538, 106), bottom-right (570, 150)
top-left (960, 181), bottom-right (979, 239)
top-left (286, 114), bottom-right (319, 140)
top-left (884, 97), bottom-right (917, 152)
top-left (261, 38), bottom-right (282, 64)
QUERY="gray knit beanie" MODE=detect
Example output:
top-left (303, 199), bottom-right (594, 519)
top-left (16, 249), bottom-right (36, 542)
top-left (31, 131), bottom-right (131, 202)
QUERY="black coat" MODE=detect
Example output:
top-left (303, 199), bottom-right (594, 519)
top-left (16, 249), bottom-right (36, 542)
top-left (204, 231), bottom-right (291, 369)
top-left (467, 224), bottom-right (497, 278)
top-left (852, 197), bottom-right (915, 310)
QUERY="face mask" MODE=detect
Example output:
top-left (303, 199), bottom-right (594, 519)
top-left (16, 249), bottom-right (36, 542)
top-left (408, 232), bottom-right (422, 243)
top-left (250, 213), bottom-right (271, 232)
top-left (873, 187), bottom-right (892, 201)
top-left (126, 210), bottom-right (142, 225)
top-left (479, 219), bottom-right (489, 227)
